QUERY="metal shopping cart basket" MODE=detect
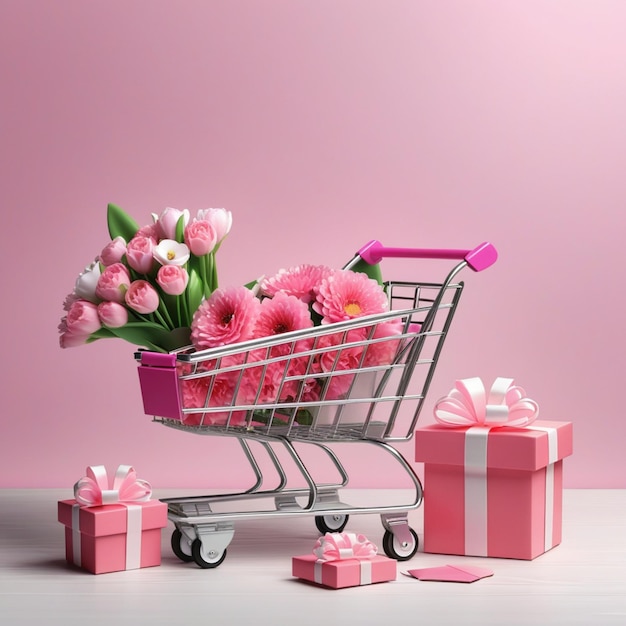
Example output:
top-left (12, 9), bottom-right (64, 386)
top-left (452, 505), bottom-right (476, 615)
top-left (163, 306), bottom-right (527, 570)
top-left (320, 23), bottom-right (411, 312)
top-left (135, 240), bottom-right (497, 568)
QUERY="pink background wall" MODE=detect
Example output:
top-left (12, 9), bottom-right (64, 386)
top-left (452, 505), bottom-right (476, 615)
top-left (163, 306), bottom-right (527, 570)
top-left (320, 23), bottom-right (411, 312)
top-left (1, 1), bottom-right (624, 489)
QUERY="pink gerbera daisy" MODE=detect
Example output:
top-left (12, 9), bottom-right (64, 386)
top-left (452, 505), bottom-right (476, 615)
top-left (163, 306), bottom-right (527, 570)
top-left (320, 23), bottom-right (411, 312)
top-left (362, 319), bottom-right (404, 366)
top-left (254, 292), bottom-right (313, 341)
top-left (180, 357), bottom-right (249, 426)
top-left (313, 270), bottom-right (389, 324)
top-left (260, 264), bottom-right (332, 303)
top-left (191, 285), bottom-right (261, 349)
top-left (314, 331), bottom-right (365, 399)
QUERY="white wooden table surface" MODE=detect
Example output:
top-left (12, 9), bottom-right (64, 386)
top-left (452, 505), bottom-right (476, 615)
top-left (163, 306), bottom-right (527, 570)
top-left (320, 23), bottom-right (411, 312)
top-left (1, 489), bottom-right (624, 626)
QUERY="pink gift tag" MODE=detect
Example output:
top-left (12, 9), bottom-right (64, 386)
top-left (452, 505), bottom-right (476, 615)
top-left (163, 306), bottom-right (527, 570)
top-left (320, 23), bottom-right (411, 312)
top-left (407, 564), bottom-right (493, 583)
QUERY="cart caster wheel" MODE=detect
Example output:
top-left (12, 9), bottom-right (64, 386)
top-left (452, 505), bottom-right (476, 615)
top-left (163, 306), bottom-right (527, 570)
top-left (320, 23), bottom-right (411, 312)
top-left (382, 528), bottom-right (419, 561)
top-left (191, 539), bottom-right (227, 569)
top-left (171, 528), bottom-right (194, 563)
top-left (315, 514), bottom-right (349, 534)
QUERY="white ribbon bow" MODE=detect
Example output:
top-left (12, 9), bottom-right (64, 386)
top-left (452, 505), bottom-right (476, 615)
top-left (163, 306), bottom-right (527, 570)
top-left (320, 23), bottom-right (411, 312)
top-left (433, 377), bottom-right (539, 428)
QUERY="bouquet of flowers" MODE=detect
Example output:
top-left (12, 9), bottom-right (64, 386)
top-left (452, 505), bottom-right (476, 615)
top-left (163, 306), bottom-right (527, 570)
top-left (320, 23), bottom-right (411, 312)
top-left (59, 203), bottom-right (405, 426)
top-left (59, 203), bottom-right (232, 353)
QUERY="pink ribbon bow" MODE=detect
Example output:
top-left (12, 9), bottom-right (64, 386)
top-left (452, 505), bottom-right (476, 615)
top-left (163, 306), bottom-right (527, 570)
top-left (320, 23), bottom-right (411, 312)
top-left (433, 377), bottom-right (539, 428)
top-left (313, 532), bottom-right (378, 561)
top-left (73, 465), bottom-right (152, 506)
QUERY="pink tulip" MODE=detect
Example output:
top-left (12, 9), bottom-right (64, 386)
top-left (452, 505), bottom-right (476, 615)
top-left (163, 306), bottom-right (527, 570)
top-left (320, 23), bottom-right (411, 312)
top-left (136, 223), bottom-right (159, 239)
top-left (125, 280), bottom-right (160, 314)
top-left (62, 292), bottom-right (79, 312)
top-left (98, 301), bottom-right (129, 328)
top-left (96, 263), bottom-right (131, 303)
top-left (198, 208), bottom-right (232, 244)
top-left (126, 235), bottom-right (155, 274)
top-left (156, 207), bottom-right (190, 240)
top-left (65, 300), bottom-right (102, 335)
top-left (59, 330), bottom-right (89, 348)
top-left (184, 220), bottom-right (217, 256)
top-left (100, 236), bottom-right (127, 266)
top-left (156, 265), bottom-right (189, 296)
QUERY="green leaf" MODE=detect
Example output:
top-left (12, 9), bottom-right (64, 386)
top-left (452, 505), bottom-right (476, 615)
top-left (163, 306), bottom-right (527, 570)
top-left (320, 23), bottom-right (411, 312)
top-left (349, 258), bottom-right (384, 285)
top-left (88, 328), bottom-right (117, 340)
top-left (107, 203), bottom-right (140, 242)
top-left (104, 323), bottom-right (191, 352)
top-left (186, 268), bottom-right (204, 321)
top-left (85, 324), bottom-right (191, 352)
top-left (175, 214), bottom-right (186, 243)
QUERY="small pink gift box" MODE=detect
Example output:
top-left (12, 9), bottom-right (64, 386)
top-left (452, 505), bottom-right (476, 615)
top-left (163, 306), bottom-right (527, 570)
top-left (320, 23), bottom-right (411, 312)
top-left (414, 378), bottom-right (573, 560)
top-left (292, 532), bottom-right (397, 589)
top-left (58, 465), bottom-right (168, 574)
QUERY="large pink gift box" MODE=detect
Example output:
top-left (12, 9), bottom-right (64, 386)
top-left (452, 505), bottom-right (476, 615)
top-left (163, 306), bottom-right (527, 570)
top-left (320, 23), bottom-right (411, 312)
top-left (414, 419), bottom-right (573, 560)
top-left (292, 553), bottom-right (397, 589)
top-left (58, 499), bottom-right (168, 574)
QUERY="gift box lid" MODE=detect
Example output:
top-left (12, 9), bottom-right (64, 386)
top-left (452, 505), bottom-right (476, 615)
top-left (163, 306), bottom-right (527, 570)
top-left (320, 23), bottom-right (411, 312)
top-left (58, 499), bottom-right (168, 537)
top-left (414, 419), bottom-right (573, 471)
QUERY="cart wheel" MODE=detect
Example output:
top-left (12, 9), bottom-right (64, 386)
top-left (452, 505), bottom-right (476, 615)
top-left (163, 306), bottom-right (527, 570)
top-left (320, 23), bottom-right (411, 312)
top-left (382, 528), bottom-right (419, 561)
top-left (315, 514), bottom-right (349, 534)
top-left (171, 528), bottom-right (194, 563)
top-left (191, 538), bottom-right (228, 569)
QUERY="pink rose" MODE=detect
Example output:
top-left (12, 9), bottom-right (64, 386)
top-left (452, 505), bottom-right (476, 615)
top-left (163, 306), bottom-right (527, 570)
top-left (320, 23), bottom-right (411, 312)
top-left (125, 280), bottom-right (160, 314)
top-left (98, 301), bottom-right (129, 328)
top-left (65, 300), bottom-right (102, 335)
top-left (126, 235), bottom-right (155, 274)
top-left (100, 236), bottom-right (127, 266)
top-left (96, 263), bottom-right (131, 303)
top-left (184, 220), bottom-right (217, 256)
top-left (156, 265), bottom-right (189, 296)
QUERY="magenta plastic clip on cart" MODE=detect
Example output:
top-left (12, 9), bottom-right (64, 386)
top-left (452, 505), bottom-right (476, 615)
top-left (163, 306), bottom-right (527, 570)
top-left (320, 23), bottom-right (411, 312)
top-left (136, 240), bottom-right (497, 568)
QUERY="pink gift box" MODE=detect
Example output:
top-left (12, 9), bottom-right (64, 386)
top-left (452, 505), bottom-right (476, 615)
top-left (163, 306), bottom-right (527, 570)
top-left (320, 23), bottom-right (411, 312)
top-left (292, 554), bottom-right (397, 589)
top-left (414, 419), bottom-right (573, 560)
top-left (58, 499), bottom-right (168, 574)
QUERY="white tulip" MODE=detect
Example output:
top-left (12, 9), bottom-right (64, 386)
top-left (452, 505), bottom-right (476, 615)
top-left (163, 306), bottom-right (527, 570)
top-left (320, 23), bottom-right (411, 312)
top-left (74, 259), bottom-right (102, 302)
top-left (153, 239), bottom-right (190, 266)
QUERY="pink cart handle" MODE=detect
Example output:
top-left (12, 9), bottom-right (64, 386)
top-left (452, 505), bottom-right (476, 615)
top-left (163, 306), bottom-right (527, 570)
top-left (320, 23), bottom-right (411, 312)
top-left (356, 240), bottom-right (497, 272)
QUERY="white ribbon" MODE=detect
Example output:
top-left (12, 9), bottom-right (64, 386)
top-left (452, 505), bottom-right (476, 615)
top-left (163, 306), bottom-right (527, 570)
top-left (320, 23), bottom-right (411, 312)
top-left (359, 559), bottom-right (373, 585)
top-left (314, 560), bottom-right (323, 584)
top-left (526, 425), bottom-right (559, 552)
top-left (72, 503), bottom-right (82, 567)
top-left (463, 424), bottom-right (560, 556)
top-left (125, 504), bottom-right (143, 569)
top-left (313, 557), bottom-right (374, 585)
top-left (464, 426), bottom-right (491, 556)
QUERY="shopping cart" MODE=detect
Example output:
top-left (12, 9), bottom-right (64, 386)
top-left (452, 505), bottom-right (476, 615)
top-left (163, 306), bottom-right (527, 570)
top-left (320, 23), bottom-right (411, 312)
top-left (135, 240), bottom-right (497, 568)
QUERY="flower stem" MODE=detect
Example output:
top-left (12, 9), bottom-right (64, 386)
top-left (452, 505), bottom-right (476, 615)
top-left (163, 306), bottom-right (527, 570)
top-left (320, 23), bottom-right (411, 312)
top-left (203, 254), bottom-right (212, 298)
top-left (153, 307), bottom-right (171, 329)
top-left (181, 290), bottom-right (190, 326)
top-left (211, 253), bottom-right (218, 291)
